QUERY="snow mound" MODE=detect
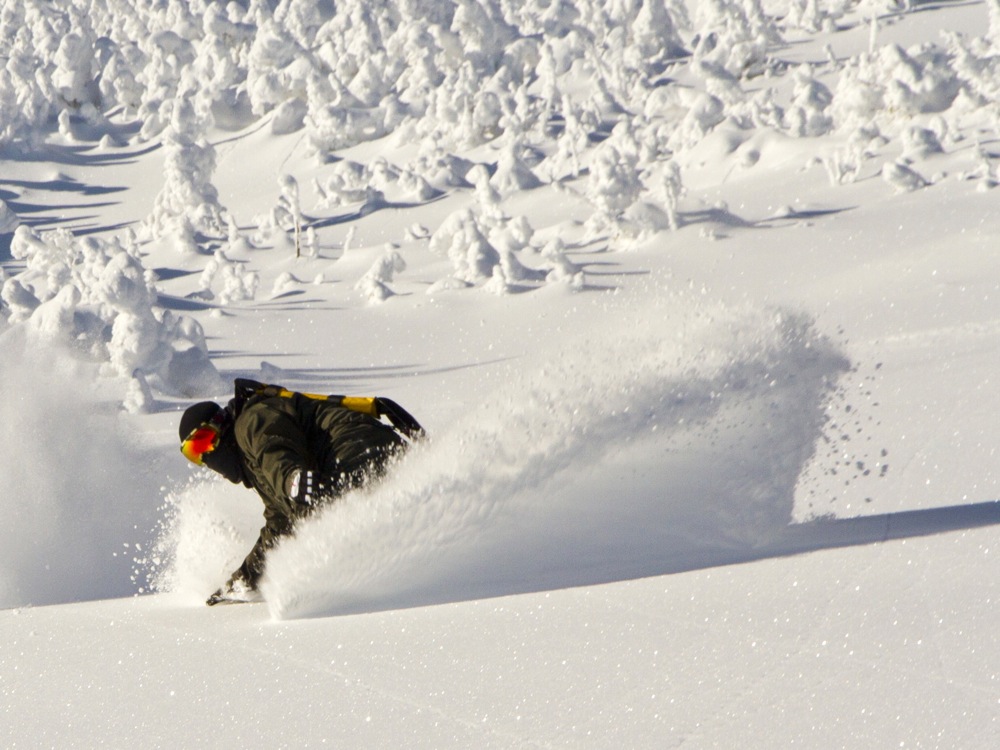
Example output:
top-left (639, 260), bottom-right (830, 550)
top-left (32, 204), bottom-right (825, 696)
top-left (1, 225), bottom-right (223, 403)
top-left (254, 300), bottom-right (848, 619)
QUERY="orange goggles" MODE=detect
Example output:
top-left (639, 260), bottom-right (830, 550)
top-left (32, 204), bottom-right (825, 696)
top-left (180, 412), bottom-right (227, 465)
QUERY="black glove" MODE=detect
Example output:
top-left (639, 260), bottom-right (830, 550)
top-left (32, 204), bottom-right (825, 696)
top-left (206, 572), bottom-right (258, 606)
top-left (206, 588), bottom-right (233, 606)
top-left (286, 469), bottom-right (330, 509)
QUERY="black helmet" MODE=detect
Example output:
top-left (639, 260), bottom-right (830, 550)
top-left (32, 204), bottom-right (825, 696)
top-left (179, 401), bottom-right (224, 441)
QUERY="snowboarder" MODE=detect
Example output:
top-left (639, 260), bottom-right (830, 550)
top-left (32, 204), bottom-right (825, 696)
top-left (178, 378), bottom-right (423, 605)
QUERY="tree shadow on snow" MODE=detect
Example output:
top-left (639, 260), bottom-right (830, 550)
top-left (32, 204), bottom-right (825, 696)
top-left (0, 139), bottom-right (154, 238)
top-left (679, 204), bottom-right (857, 235)
top-left (210, 358), bottom-right (513, 399)
top-left (0, 140), bottom-right (158, 168)
top-left (305, 193), bottom-right (448, 231)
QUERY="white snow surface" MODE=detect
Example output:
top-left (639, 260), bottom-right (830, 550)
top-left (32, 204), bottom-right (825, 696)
top-left (2, 0), bottom-right (999, 746)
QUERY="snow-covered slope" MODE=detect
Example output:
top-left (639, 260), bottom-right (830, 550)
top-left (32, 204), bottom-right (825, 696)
top-left (2, 0), bottom-right (999, 746)
top-left (4, 530), bottom-right (997, 748)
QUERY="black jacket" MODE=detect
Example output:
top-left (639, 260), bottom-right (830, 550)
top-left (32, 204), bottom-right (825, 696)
top-left (213, 391), bottom-right (405, 588)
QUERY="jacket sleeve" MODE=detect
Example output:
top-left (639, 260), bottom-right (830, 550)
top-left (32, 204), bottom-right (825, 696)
top-left (235, 399), bottom-right (314, 518)
top-left (230, 514), bottom-right (294, 589)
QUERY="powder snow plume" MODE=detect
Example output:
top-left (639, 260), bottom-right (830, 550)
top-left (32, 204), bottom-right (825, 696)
top-left (146, 475), bottom-right (264, 605)
top-left (255, 299), bottom-right (850, 619)
top-left (0, 329), bottom-right (165, 608)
